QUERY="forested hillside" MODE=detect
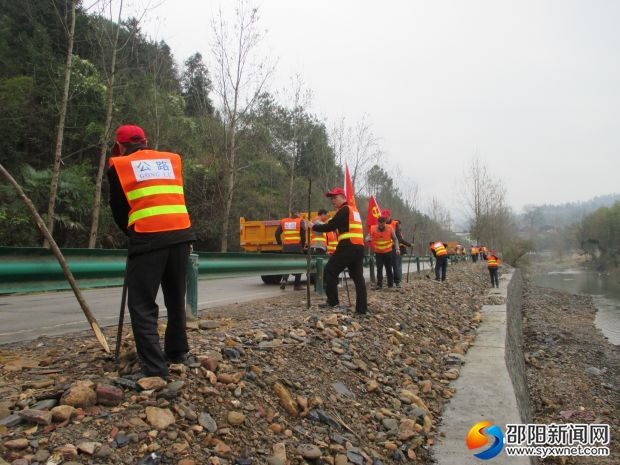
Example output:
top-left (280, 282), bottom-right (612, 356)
top-left (0, 0), bottom-right (451, 251)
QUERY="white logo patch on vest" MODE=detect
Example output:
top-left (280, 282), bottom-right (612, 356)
top-left (353, 211), bottom-right (361, 222)
top-left (284, 222), bottom-right (298, 230)
top-left (131, 159), bottom-right (176, 182)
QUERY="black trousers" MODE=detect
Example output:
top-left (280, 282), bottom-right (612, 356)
top-left (489, 267), bottom-right (499, 287)
top-left (435, 255), bottom-right (448, 281)
top-left (391, 248), bottom-right (402, 284)
top-left (127, 242), bottom-right (191, 377)
top-left (472, 254), bottom-right (478, 263)
top-left (324, 245), bottom-right (367, 313)
top-left (375, 252), bottom-right (394, 287)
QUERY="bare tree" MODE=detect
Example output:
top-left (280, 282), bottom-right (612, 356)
top-left (285, 75), bottom-right (311, 214)
top-left (87, 0), bottom-right (148, 248)
top-left (329, 116), bottom-right (382, 195)
top-left (461, 156), bottom-right (513, 250)
top-left (44, 0), bottom-right (77, 248)
top-left (211, 0), bottom-right (273, 251)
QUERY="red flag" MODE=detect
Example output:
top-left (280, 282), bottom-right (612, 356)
top-left (366, 195), bottom-right (382, 232)
top-left (344, 165), bottom-right (356, 207)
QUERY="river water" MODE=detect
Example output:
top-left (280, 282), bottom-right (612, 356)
top-left (533, 269), bottom-right (620, 346)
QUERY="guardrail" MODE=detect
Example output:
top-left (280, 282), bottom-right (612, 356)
top-left (0, 247), bottom-right (440, 294)
top-left (0, 247), bottom-right (320, 294)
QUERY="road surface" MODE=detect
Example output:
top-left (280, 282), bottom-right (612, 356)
top-left (0, 262), bottom-right (430, 345)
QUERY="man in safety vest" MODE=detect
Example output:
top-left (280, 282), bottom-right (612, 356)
top-left (382, 209), bottom-right (412, 287)
top-left (311, 188), bottom-right (367, 314)
top-left (310, 209), bottom-right (329, 255)
top-left (275, 210), bottom-right (306, 291)
top-left (480, 245), bottom-right (488, 261)
top-left (471, 246), bottom-right (479, 263)
top-left (429, 240), bottom-right (448, 282)
top-left (326, 231), bottom-right (338, 255)
top-left (107, 125), bottom-right (196, 379)
top-left (365, 216), bottom-right (399, 289)
top-left (487, 250), bottom-right (501, 288)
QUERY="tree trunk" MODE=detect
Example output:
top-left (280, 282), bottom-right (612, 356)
top-left (220, 126), bottom-right (236, 252)
top-left (1, 162), bottom-right (110, 353)
top-left (44, 0), bottom-right (76, 248)
top-left (287, 142), bottom-right (296, 215)
top-left (87, 18), bottom-right (120, 248)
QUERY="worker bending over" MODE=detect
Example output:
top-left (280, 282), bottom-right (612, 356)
top-left (311, 188), bottom-right (368, 315)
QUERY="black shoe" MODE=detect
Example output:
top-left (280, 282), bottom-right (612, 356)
top-left (166, 352), bottom-right (196, 365)
top-left (395, 283), bottom-right (401, 288)
top-left (280, 282), bottom-right (286, 290)
top-left (318, 302), bottom-right (337, 308)
top-left (354, 310), bottom-right (371, 317)
top-left (374, 285), bottom-right (383, 290)
top-left (294, 285), bottom-right (304, 291)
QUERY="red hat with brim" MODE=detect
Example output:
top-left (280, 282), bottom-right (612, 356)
top-left (112, 125), bottom-right (147, 155)
top-left (325, 187), bottom-right (346, 197)
top-left (382, 209), bottom-right (391, 217)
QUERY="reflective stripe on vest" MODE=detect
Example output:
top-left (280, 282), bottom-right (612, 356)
top-left (281, 218), bottom-right (302, 245)
top-left (432, 242), bottom-right (448, 256)
top-left (311, 217), bottom-right (327, 246)
top-left (327, 232), bottom-right (338, 254)
top-left (337, 206), bottom-right (364, 245)
top-left (109, 150), bottom-right (191, 233)
top-left (487, 256), bottom-right (499, 267)
top-left (370, 225), bottom-right (393, 253)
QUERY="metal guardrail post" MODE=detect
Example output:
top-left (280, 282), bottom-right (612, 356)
top-left (416, 256), bottom-right (420, 273)
top-left (315, 256), bottom-right (325, 294)
top-left (369, 252), bottom-right (376, 284)
top-left (186, 253), bottom-right (199, 318)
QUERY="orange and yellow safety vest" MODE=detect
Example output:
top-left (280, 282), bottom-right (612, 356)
top-left (431, 241), bottom-right (448, 257)
top-left (487, 255), bottom-right (500, 268)
top-left (337, 205), bottom-right (364, 245)
top-left (109, 150), bottom-right (191, 233)
top-left (370, 224), bottom-right (393, 254)
top-left (327, 231), bottom-right (338, 254)
top-left (280, 217), bottom-right (302, 246)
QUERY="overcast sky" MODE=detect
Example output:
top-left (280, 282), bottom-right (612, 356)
top-left (138, 0), bottom-right (620, 216)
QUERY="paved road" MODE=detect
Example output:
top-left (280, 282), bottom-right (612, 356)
top-left (0, 276), bottom-right (300, 345)
top-left (0, 261), bottom-right (430, 345)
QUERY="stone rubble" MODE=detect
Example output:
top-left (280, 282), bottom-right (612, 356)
top-left (0, 264), bottom-right (492, 464)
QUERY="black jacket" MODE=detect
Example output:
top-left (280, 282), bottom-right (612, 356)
top-left (388, 219), bottom-right (412, 251)
top-left (107, 149), bottom-right (196, 256)
top-left (312, 203), bottom-right (363, 249)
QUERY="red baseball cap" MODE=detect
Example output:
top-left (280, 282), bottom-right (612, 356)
top-left (112, 125), bottom-right (147, 155)
top-left (325, 187), bottom-right (346, 197)
top-left (382, 209), bottom-right (391, 217)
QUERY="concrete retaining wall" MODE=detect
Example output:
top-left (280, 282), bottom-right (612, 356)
top-left (505, 269), bottom-right (533, 424)
top-left (434, 269), bottom-right (534, 464)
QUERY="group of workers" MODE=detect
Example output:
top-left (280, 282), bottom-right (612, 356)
top-left (105, 124), bottom-right (502, 379)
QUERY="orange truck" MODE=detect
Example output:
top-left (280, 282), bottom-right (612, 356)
top-left (445, 241), bottom-right (459, 255)
top-left (239, 212), bottom-right (336, 283)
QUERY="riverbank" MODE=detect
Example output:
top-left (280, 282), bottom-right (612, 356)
top-left (522, 282), bottom-right (619, 464)
top-left (1, 264), bottom-right (489, 465)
